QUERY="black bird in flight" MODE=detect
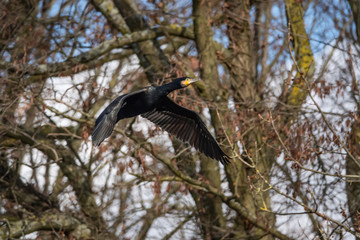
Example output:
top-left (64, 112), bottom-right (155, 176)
top-left (92, 77), bottom-right (230, 165)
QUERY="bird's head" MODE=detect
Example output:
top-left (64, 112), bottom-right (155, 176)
top-left (176, 77), bottom-right (200, 88)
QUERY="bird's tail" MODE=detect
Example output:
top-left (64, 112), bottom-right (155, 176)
top-left (91, 117), bottom-right (116, 146)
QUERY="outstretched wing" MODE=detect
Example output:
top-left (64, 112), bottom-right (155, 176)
top-left (141, 97), bottom-right (230, 164)
top-left (91, 95), bottom-right (126, 146)
top-left (92, 88), bottom-right (149, 146)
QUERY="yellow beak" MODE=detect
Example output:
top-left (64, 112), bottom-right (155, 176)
top-left (185, 78), bottom-right (201, 85)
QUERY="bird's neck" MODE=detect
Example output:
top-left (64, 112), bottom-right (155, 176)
top-left (159, 82), bottom-right (181, 95)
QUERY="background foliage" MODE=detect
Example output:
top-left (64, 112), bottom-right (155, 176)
top-left (1, 0), bottom-right (360, 239)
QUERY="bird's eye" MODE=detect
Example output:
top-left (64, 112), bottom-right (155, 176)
top-left (185, 78), bottom-right (191, 85)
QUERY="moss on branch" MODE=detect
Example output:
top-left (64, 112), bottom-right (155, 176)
top-left (0, 212), bottom-right (90, 239)
top-left (285, 0), bottom-right (315, 106)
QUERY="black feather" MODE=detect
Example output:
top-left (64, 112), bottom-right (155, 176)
top-left (92, 77), bottom-right (230, 165)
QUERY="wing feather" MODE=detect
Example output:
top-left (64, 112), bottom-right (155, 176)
top-left (92, 88), bottom-right (149, 146)
top-left (142, 97), bottom-right (230, 164)
top-left (92, 96), bottom-right (125, 146)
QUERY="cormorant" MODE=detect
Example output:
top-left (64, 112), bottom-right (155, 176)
top-left (92, 77), bottom-right (230, 165)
